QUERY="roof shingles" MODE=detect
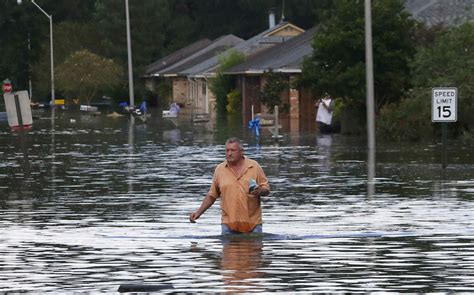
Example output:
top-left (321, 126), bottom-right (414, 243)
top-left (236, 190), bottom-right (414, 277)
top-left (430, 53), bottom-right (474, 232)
top-left (224, 27), bottom-right (318, 75)
top-left (405, 0), bottom-right (474, 27)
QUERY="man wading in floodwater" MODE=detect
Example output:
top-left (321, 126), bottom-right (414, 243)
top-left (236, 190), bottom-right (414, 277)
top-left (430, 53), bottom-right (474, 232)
top-left (189, 138), bottom-right (270, 234)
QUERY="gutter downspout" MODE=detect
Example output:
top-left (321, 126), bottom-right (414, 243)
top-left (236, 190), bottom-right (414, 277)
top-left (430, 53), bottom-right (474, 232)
top-left (187, 77), bottom-right (194, 119)
top-left (192, 77), bottom-right (198, 115)
top-left (203, 76), bottom-right (210, 114)
top-left (242, 75), bottom-right (247, 125)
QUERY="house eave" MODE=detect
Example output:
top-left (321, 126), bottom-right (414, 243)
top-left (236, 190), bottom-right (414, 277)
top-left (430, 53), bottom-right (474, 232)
top-left (226, 68), bottom-right (302, 75)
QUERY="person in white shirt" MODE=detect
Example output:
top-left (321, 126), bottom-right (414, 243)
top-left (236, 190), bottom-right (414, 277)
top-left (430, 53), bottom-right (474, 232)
top-left (315, 93), bottom-right (335, 134)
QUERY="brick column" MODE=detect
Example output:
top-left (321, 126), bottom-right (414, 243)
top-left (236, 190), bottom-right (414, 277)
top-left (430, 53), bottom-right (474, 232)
top-left (289, 75), bottom-right (300, 132)
top-left (289, 75), bottom-right (300, 119)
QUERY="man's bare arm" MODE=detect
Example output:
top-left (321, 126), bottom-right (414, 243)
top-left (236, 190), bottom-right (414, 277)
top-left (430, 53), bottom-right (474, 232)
top-left (189, 194), bottom-right (216, 223)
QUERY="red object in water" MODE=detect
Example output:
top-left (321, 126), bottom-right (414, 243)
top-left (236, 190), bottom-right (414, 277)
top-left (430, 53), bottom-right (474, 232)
top-left (11, 125), bottom-right (32, 132)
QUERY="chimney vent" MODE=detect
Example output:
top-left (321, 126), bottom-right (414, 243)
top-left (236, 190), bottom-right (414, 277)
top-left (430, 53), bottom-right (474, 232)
top-left (268, 8), bottom-right (276, 28)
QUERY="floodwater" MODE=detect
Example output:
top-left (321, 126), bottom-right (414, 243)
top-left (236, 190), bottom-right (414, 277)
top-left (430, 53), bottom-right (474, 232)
top-left (1, 109), bottom-right (473, 293)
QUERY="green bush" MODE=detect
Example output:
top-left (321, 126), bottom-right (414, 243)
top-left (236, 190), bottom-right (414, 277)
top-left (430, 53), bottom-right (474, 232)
top-left (259, 70), bottom-right (289, 113)
top-left (156, 79), bottom-right (172, 107)
top-left (226, 89), bottom-right (241, 114)
top-left (410, 22), bottom-right (474, 137)
top-left (209, 49), bottom-right (245, 115)
top-left (377, 23), bottom-right (474, 141)
top-left (377, 89), bottom-right (433, 141)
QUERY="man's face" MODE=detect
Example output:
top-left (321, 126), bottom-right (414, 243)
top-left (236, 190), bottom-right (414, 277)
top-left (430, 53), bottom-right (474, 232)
top-left (226, 142), bottom-right (243, 164)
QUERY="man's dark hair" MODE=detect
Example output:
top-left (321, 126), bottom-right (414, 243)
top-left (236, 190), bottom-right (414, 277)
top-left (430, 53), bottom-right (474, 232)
top-left (225, 137), bottom-right (243, 150)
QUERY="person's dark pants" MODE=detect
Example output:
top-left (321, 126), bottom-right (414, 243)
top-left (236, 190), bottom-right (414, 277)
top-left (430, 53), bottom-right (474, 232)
top-left (318, 122), bottom-right (332, 134)
top-left (318, 122), bottom-right (341, 134)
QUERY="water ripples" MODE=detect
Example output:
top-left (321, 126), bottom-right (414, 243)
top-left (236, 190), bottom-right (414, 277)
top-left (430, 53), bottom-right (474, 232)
top-left (0, 114), bottom-right (473, 292)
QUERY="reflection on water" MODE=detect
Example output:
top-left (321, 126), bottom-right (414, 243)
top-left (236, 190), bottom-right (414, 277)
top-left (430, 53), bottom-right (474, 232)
top-left (221, 236), bottom-right (265, 291)
top-left (189, 235), bottom-right (266, 292)
top-left (0, 110), bottom-right (473, 292)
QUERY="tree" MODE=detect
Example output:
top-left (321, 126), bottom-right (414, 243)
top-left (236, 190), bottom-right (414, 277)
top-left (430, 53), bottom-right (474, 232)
top-left (0, 0), bottom-right (40, 94)
top-left (209, 49), bottom-right (245, 115)
top-left (1, 0), bottom-right (98, 99)
top-left (32, 21), bottom-right (103, 100)
top-left (94, 0), bottom-right (170, 73)
top-left (163, 0), bottom-right (319, 49)
top-left (56, 49), bottom-right (122, 105)
top-left (377, 22), bottom-right (474, 141)
top-left (411, 22), bottom-right (474, 136)
top-left (3, 0), bottom-right (331, 104)
top-left (302, 0), bottom-right (416, 110)
top-left (259, 70), bottom-right (289, 113)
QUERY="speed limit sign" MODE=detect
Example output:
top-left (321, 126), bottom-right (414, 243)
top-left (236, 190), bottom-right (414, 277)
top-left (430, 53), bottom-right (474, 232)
top-left (432, 87), bottom-right (457, 122)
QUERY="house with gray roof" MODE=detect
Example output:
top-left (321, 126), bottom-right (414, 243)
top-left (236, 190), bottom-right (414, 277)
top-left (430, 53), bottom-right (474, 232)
top-left (157, 34), bottom-right (244, 77)
top-left (188, 21), bottom-right (305, 78)
top-left (144, 19), bottom-right (304, 120)
top-left (144, 39), bottom-right (212, 77)
top-left (143, 39), bottom-right (212, 97)
top-left (144, 34), bottom-right (244, 114)
top-left (224, 27), bottom-right (318, 130)
top-left (225, 26), bottom-right (316, 75)
top-left (405, 0), bottom-right (474, 27)
top-left (183, 21), bottom-right (304, 119)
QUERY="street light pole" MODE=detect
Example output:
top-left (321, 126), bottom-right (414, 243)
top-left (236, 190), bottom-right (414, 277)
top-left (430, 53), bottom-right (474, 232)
top-left (18, 0), bottom-right (55, 107)
top-left (365, 0), bottom-right (376, 184)
top-left (125, 0), bottom-right (135, 107)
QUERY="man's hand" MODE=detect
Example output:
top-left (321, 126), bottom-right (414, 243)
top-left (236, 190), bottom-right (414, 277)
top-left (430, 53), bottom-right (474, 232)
top-left (189, 212), bottom-right (199, 223)
top-left (250, 186), bottom-right (270, 197)
top-left (189, 195), bottom-right (216, 223)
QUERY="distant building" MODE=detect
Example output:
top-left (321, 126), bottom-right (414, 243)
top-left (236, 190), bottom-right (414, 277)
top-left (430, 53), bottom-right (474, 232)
top-left (144, 18), bottom-right (304, 119)
top-left (185, 21), bottom-right (304, 118)
top-left (143, 36), bottom-right (241, 112)
top-left (225, 27), bottom-right (317, 131)
top-left (146, 35), bottom-right (243, 114)
top-left (405, 0), bottom-right (474, 27)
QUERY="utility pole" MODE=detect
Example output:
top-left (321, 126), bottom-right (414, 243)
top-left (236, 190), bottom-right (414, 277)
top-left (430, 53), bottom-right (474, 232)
top-left (125, 0), bottom-right (135, 107)
top-left (365, 0), bottom-right (376, 184)
top-left (18, 0), bottom-right (55, 107)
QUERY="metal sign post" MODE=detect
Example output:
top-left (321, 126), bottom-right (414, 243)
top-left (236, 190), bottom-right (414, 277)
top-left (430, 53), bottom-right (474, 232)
top-left (431, 87), bottom-right (457, 169)
top-left (14, 93), bottom-right (25, 133)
